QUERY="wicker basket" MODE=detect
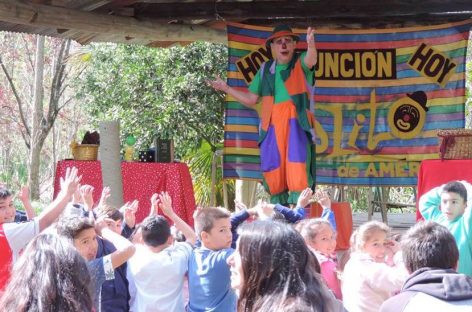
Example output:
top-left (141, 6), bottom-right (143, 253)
top-left (72, 144), bottom-right (99, 161)
top-left (438, 129), bottom-right (472, 160)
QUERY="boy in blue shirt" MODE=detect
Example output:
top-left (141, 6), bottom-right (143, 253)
top-left (419, 180), bottom-right (472, 277)
top-left (188, 207), bottom-right (237, 312)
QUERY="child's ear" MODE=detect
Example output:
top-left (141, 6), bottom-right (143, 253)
top-left (201, 231), bottom-right (209, 242)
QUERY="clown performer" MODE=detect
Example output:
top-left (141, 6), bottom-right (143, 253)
top-left (209, 25), bottom-right (317, 205)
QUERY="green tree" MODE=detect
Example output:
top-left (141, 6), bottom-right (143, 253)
top-left (73, 41), bottom-right (229, 206)
top-left (0, 34), bottom-right (76, 200)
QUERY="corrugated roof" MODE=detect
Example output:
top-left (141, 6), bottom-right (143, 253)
top-left (0, 0), bottom-right (470, 47)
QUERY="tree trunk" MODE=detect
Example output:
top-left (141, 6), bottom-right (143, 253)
top-left (28, 35), bottom-right (45, 200)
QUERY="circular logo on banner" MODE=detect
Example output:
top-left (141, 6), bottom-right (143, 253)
top-left (388, 91), bottom-right (428, 139)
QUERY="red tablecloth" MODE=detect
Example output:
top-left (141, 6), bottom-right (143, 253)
top-left (54, 160), bottom-right (196, 226)
top-left (417, 159), bottom-right (472, 221)
top-left (307, 202), bottom-right (353, 250)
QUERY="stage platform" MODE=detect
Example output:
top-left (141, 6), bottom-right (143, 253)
top-left (352, 212), bottom-right (416, 233)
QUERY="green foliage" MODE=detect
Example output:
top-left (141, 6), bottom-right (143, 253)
top-left (184, 141), bottom-right (234, 208)
top-left (72, 41), bottom-right (230, 206)
top-left (73, 41), bottom-right (227, 157)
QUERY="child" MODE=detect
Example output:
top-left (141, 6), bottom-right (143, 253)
top-left (227, 220), bottom-right (345, 312)
top-left (126, 192), bottom-right (197, 312)
top-left (0, 233), bottom-right (93, 311)
top-left (380, 221), bottom-right (472, 311)
top-left (342, 221), bottom-right (408, 312)
top-left (0, 188), bottom-right (15, 224)
top-left (419, 180), bottom-right (472, 277)
top-left (188, 207), bottom-right (237, 312)
top-left (299, 218), bottom-right (341, 299)
top-left (0, 166), bottom-right (80, 291)
top-left (57, 215), bottom-right (136, 310)
top-left (297, 189), bottom-right (341, 299)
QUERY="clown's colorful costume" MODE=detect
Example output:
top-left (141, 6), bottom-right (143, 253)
top-left (249, 51), bottom-right (316, 204)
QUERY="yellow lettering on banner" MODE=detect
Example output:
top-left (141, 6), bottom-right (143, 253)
top-left (408, 162), bottom-right (420, 177)
top-left (377, 52), bottom-right (392, 78)
top-left (325, 53), bottom-right (339, 78)
top-left (365, 163), bottom-right (379, 177)
top-left (361, 52), bottom-right (376, 78)
top-left (322, 104), bottom-right (355, 158)
top-left (335, 162), bottom-right (419, 179)
top-left (314, 119), bottom-right (329, 154)
top-left (395, 162), bottom-right (408, 177)
top-left (315, 49), bottom-right (396, 80)
top-left (340, 53), bottom-right (354, 77)
top-left (408, 43), bottom-right (456, 87)
top-left (337, 165), bottom-right (360, 178)
top-left (379, 162), bottom-right (395, 177)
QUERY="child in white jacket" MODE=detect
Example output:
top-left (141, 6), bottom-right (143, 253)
top-left (342, 221), bottom-right (408, 312)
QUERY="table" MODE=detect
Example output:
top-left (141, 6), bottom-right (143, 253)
top-left (54, 160), bottom-right (196, 226)
top-left (417, 159), bottom-right (472, 220)
top-left (307, 202), bottom-right (353, 250)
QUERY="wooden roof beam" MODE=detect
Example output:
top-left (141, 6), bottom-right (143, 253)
top-left (136, 1), bottom-right (472, 22)
top-left (0, 0), bottom-right (226, 43)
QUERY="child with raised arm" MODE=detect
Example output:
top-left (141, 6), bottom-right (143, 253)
top-left (57, 215), bottom-right (136, 310)
top-left (419, 180), bottom-right (472, 277)
top-left (342, 221), bottom-right (408, 312)
top-left (126, 191), bottom-right (196, 312)
top-left (0, 166), bottom-right (80, 291)
top-left (188, 207), bottom-right (236, 312)
top-left (297, 189), bottom-right (341, 299)
top-left (230, 187), bottom-right (313, 249)
top-left (81, 185), bottom-right (135, 312)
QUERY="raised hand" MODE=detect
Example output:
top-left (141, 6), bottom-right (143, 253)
top-left (18, 185), bottom-right (30, 202)
top-left (304, 27), bottom-right (318, 69)
top-left (158, 192), bottom-right (174, 217)
top-left (150, 193), bottom-right (159, 216)
top-left (207, 76), bottom-right (229, 93)
top-left (95, 216), bottom-right (115, 236)
top-left (306, 26), bottom-right (316, 48)
top-left (59, 166), bottom-right (81, 198)
top-left (98, 186), bottom-right (111, 209)
top-left (257, 200), bottom-right (275, 220)
top-left (314, 189), bottom-right (331, 209)
top-left (234, 200), bottom-right (247, 211)
top-left (123, 200), bottom-right (138, 228)
top-left (297, 188), bottom-right (314, 208)
top-left (80, 185), bottom-right (95, 211)
top-left (192, 206), bottom-right (203, 221)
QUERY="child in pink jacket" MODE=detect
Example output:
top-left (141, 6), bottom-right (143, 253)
top-left (341, 221), bottom-right (408, 312)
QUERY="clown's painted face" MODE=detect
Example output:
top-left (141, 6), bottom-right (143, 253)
top-left (270, 36), bottom-right (296, 64)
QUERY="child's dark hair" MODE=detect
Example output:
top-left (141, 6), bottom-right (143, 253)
top-left (401, 221), bottom-right (458, 273)
top-left (140, 215), bottom-right (171, 247)
top-left (95, 204), bottom-right (123, 222)
top-left (0, 187), bottom-right (12, 200)
top-left (194, 207), bottom-right (230, 238)
top-left (442, 181), bottom-right (467, 202)
top-left (57, 216), bottom-right (95, 240)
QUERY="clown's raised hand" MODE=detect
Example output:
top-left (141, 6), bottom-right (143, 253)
top-left (304, 27), bottom-right (318, 68)
top-left (306, 27), bottom-right (316, 49)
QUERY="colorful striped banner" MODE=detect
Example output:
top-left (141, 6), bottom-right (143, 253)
top-left (224, 21), bottom-right (471, 185)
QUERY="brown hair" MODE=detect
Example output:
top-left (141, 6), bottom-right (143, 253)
top-left (236, 221), bottom-right (332, 312)
top-left (350, 220), bottom-right (390, 252)
top-left (194, 207), bottom-right (230, 238)
top-left (297, 218), bottom-right (333, 242)
top-left (95, 204), bottom-right (123, 222)
top-left (402, 221), bottom-right (458, 273)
